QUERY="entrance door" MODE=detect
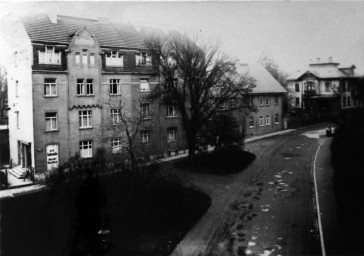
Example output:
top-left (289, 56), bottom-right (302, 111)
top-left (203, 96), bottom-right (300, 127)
top-left (46, 145), bottom-right (59, 171)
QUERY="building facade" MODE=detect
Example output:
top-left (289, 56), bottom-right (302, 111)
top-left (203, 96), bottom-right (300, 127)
top-left (4, 15), bottom-right (185, 176)
top-left (236, 64), bottom-right (287, 137)
top-left (287, 57), bottom-right (363, 114)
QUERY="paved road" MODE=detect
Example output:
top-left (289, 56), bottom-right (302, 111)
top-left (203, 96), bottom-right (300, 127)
top-left (172, 125), bottom-right (328, 256)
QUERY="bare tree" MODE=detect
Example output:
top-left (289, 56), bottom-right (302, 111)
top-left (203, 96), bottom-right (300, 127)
top-left (145, 34), bottom-right (255, 160)
top-left (104, 94), bottom-right (152, 173)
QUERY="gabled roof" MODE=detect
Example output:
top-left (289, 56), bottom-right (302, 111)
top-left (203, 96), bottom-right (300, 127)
top-left (21, 14), bottom-right (147, 49)
top-left (236, 64), bottom-right (287, 94)
top-left (287, 62), bottom-right (362, 81)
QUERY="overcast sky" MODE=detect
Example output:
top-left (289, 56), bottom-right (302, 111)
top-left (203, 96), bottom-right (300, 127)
top-left (1, 1), bottom-right (364, 75)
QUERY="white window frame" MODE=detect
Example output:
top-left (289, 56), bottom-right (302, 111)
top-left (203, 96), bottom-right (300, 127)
top-left (259, 98), bottom-right (263, 106)
top-left (79, 110), bottom-right (92, 128)
top-left (45, 112), bottom-right (58, 131)
top-left (141, 130), bottom-right (151, 144)
top-left (167, 105), bottom-right (177, 117)
top-left (266, 115), bottom-right (271, 125)
top-left (167, 127), bottom-right (177, 143)
top-left (259, 115), bottom-right (264, 126)
top-left (274, 95), bottom-right (279, 105)
top-left (265, 98), bottom-right (270, 106)
top-left (111, 137), bottom-right (122, 153)
top-left (140, 78), bottom-right (150, 92)
top-left (80, 140), bottom-right (92, 158)
top-left (38, 46), bottom-right (61, 65)
top-left (136, 52), bottom-right (152, 66)
top-left (249, 116), bottom-right (254, 128)
top-left (86, 79), bottom-right (94, 95)
top-left (275, 114), bottom-right (279, 124)
top-left (111, 109), bottom-right (121, 125)
top-left (82, 49), bottom-right (88, 64)
top-left (106, 51), bottom-right (124, 67)
top-left (141, 102), bottom-right (151, 117)
top-left (44, 78), bottom-right (57, 96)
top-left (77, 79), bottom-right (84, 95)
top-left (110, 79), bottom-right (121, 95)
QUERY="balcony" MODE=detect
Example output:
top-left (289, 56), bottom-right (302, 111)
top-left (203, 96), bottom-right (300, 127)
top-left (303, 90), bottom-right (317, 97)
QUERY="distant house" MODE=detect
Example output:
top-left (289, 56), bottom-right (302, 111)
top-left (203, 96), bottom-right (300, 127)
top-left (236, 64), bottom-right (287, 137)
top-left (286, 57), bottom-right (363, 114)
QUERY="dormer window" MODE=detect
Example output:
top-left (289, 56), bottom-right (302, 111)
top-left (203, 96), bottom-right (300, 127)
top-left (106, 51), bottom-right (124, 67)
top-left (39, 46), bottom-right (61, 65)
top-left (136, 52), bottom-right (152, 66)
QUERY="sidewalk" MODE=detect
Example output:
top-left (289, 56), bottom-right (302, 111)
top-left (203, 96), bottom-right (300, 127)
top-left (0, 129), bottom-right (297, 200)
top-left (314, 137), bottom-right (342, 255)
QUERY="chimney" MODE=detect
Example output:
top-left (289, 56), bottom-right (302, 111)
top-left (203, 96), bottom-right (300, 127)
top-left (49, 13), bottom-right (58, 24)
top-left (316, 57), bottom-right (320, 63)
top-left (328, 56), bottom-right (333, 63)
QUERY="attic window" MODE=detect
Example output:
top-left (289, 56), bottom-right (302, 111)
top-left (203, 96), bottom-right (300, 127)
top-left (39, 46), bottom-right (61, 65)
top-left (136, 52), bottom-right (152, 66)
top-left (106, 51), bottom-right (124, 67)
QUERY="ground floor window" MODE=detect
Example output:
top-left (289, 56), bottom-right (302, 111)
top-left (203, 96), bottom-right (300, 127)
top-left (167, 127), bottom-right (177, 143)
top-left (80, 140), bottom-right (92, 158)
top-left (141, 130), bottom-right (151, 144)
top-left (249, 116), bottom-right (254, 128)
top-left (259, 116), bottom-right (264, 126)
top-left (266, 115), bottom-right (271, 125)
top-left (111, 137), bottom-right (122, 153)
top-left (275, 113), bottom-right (279, 124)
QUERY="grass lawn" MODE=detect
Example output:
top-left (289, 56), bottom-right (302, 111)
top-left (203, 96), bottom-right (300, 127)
top-left (177, 146), bottom-right (256, 174)
top-left (1, 167), bottom-right (211, 256)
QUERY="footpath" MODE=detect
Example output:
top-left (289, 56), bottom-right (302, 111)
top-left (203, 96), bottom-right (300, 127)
top-left (0, 129), bottom-right (295, 200)
top-left (314, 137), bottom-right (342, 256)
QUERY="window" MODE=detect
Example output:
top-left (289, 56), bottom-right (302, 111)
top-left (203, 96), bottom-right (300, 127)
top-left (15, 81), bottom-right (19, 97)
top-left (79, 110), bottom-right (92, 128)
top-left (90, 53), bottom-right (95, 65)
top-left (342, 97), bottom-right (346, 107)
top-left (343, 82), bottom-right (347, 92)
top-left (16, 111), bottom-right (19, 129)
top-left (259, 98), bottom-right (263, 106)
top-left (75, 52), bottom-right (80, 64)
top-left (295, 83), bottom-right (300, 92)
top-left (141, 102), bottom-right (151, 117)
top-left (86, 79), bottom-right (94, 95)
top-left (265, 98), bottom-right (270, 106)
top-left (39, 46), bottom-right (61, 64)
top-left (248, 97), bottom-right (253, 107)
top-left (275, 114), bottom-right (279, 124)
top-left (325, 82), bottom-right (331, 92)
top-left (111, 137), bottom-right (122, 153)
top-left (266, 115), bottom-right (271, 125)
top-left (82, 49), bottom-right (88, 64)
top-left (167, 127), bottom-right (177, 143)
top-left (77, 79), bottom-right (84, 95)
top-left (111, 109), bottom-right (121, 124)
top-left (110, 79), bottom-right (121, 95)
top-left (44, 78), bottom-right (57, 96)
top-left (274, 95), bottom-right (278, 105)
top-left (106, 51), bottom-right (124, 66)
top-left (348, 97), bottom-right (351, 106)
top-left (45, 112), bottom-right (58, 131)
top-left (167, 105), bottom-right (177, 117)
top-left (136, 52), bottom-right (152, 66)
top-left (141, 130), bottom-right (151, 144)
top-left (166, 78), bottom-right (178, 89)
top-left (140, 78), bottom-right (150, 92)
top-left (259, 116), bottom-right (264, 126)
top-left (295, 97), bottom-right (300, 107)
top-left (80, 140), bottom-right (92, 158)
top-left (249, 117), bottom-right (254, 128)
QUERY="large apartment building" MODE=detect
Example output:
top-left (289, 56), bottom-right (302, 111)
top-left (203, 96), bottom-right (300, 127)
top-left (3, 15), bottom-right (185, 176)
top-left (287, 57), bottom-right (363, 114)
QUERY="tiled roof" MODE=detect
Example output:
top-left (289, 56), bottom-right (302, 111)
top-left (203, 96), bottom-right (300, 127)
top-left (21, 14), bottom-right (147, 49)
top-left (236, 64), bottom-right (287, 94)
top-left (287, 63), bottom-right (363, 80)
